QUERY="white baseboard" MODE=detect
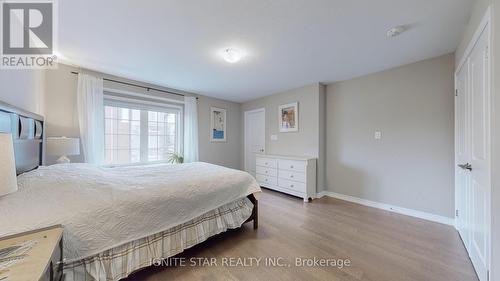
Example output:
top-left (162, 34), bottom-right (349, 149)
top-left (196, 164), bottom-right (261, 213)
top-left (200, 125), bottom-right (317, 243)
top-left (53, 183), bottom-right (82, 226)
top-left (316, 191), bottom-right (454, 226)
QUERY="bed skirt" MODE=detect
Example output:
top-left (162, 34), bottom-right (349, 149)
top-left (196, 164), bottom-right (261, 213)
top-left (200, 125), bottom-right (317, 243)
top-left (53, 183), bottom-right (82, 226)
top-left (63, 197), bottom-right (254, 281)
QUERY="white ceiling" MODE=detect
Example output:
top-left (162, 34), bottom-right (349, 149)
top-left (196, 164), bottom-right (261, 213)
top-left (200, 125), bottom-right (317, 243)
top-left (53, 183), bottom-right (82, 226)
top-left (58, 0), bottom-right (474, 102)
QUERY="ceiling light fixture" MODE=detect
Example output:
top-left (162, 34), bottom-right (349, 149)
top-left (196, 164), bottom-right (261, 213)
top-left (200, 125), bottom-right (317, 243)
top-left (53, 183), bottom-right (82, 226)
top-left (386, 25), bottom-right (406, 38)
top-left (222, 48), bottom-right (243, 63)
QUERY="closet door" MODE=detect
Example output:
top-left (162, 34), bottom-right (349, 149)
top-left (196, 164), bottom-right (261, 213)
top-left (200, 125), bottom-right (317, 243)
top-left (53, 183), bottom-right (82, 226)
top-left (455, 59), bottom-right (471, 252)
top-left (468, 24), bottom-right (491, 281)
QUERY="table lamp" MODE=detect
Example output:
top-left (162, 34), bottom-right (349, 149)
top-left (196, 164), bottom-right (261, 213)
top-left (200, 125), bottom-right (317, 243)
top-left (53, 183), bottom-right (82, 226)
top-left (47, 137), bottom-right (80, 164)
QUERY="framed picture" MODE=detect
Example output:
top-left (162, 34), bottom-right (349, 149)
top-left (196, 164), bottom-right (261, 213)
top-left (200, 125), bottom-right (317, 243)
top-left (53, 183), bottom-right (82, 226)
top-left (279, 102), bottom-right (298, 132)
top-left (210, 107), bottom-right (227, 142)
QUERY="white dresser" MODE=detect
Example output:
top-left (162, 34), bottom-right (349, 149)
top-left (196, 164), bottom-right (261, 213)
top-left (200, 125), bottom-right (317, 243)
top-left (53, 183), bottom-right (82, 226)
top-left (255, 155), bottom-right (316, 202)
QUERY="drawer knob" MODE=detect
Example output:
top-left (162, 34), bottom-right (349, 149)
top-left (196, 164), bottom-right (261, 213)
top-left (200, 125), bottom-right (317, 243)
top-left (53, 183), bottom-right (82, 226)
top-left (290, 175), bottom-right (294, 178)
top-left (265, 162), bottom-right (269, 165)
top-left (290, 184), bottom-right (294, 188)
top-left (265, 179), bottom-right (268, 182)
top-left (265, 171), bottom-right (268, 174)
top-left (290, 165), bottom-right (294, 168)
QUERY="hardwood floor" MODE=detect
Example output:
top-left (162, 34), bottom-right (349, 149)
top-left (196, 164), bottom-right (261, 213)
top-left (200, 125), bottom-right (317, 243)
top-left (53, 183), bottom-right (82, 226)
top-left (125, 189), bottom-right (478, 281)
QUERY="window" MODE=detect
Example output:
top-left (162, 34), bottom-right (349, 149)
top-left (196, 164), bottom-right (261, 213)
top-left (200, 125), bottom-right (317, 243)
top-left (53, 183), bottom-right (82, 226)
top-left (104, 100), bottom-right (182, 165)
top-left (147, 111), bottom-right (178, 161)
top-left (104, 106), bottom-right (141, 164)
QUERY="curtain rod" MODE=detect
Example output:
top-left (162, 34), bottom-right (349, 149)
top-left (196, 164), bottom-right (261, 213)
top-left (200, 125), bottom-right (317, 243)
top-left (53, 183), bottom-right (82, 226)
top-left (70, 71), bottom-right (197, 99)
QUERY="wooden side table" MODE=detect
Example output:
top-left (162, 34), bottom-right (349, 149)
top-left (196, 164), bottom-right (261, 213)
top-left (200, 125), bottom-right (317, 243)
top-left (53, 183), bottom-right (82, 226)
top-left (0, 225), bottom-right (63, 281)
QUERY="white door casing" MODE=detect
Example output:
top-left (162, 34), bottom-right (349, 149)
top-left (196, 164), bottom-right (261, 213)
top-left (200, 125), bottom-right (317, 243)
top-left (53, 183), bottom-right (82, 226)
top-left (244, 108), bottom-right (265, 176)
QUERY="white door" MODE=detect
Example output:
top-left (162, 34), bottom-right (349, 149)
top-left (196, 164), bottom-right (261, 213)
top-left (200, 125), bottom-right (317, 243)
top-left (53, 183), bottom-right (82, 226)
top-left (468, 24), bottom-right (490, 281)
top-left (455, 60), bottom-right (471, 251)
top-left (244, 109), bottom-right (265, 177)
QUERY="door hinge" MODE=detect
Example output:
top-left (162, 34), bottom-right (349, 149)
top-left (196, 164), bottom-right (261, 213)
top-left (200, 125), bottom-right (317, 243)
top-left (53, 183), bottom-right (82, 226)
top-left (487, 270), bottom-right (490, 281)
top-left (455, 209), bottom-right (459, 217)
top-left (455, 89), bottom-right (458, 97)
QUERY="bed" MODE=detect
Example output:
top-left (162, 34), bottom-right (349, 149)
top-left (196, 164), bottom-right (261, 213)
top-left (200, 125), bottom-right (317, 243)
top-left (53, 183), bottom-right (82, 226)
top-left (0, 101), bottom-right (261, 281)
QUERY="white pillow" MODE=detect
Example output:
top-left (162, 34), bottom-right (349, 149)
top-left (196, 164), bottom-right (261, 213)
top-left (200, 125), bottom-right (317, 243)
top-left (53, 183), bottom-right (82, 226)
top-left (0, 133), bottom-right (17, 197)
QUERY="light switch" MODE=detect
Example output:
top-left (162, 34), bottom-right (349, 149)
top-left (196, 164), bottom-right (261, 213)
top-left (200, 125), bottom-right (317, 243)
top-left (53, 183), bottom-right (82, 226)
top-left (270, 134), bottom-right (278, 141)
top-left (374, 131), bottom-right (382, 140)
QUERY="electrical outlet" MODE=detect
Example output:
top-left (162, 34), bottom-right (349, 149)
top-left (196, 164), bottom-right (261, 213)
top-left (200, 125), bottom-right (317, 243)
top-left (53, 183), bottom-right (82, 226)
top-left (374, 131), bottom-right (382, 140)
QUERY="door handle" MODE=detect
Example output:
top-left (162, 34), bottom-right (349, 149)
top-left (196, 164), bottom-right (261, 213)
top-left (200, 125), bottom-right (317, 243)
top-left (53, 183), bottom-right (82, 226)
top-left (458, 163), bottom-right (472, 171)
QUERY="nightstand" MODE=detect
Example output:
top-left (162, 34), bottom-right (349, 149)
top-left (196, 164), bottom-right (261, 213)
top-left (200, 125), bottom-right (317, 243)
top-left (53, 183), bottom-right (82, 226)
top-left (0, 225), bottom-right (63, 281)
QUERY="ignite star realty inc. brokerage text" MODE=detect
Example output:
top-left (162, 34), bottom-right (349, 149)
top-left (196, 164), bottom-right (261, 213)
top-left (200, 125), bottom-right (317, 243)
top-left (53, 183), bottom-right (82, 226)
top-left (151, 256), bottom-right (351, 269)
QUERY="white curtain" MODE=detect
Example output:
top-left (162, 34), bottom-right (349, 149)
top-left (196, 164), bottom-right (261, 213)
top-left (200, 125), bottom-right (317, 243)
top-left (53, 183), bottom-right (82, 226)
top-left (77, 73), bottom-right (104, 164)
top-left (183, 96), bottom-right (199, 163)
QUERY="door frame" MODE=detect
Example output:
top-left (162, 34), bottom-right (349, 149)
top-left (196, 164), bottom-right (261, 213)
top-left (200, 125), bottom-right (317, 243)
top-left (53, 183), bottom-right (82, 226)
top-left (244, 108), bottom-right (266, 173)
top-left (454, 5), bottom-right (492, 280)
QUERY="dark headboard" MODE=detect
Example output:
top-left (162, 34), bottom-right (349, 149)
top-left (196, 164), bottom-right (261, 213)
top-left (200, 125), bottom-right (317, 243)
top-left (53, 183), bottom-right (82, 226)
top-left (0, 101), bottom-right (44, 175)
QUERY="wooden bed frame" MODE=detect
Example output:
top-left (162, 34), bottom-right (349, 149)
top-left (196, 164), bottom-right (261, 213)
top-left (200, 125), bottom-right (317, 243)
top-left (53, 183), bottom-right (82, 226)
top-left (0, 100), bottom-right (45, 175)
top-left (245, 193), bottom-right (259, 229)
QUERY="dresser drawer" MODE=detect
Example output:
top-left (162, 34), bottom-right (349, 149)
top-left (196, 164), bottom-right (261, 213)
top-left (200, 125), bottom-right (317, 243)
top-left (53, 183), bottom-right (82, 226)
top-left (256, 166), bottom-right (277, 177)
top-left (256, 157), bottom-right (277, 168)
top-left (278, 159), bottom-right (306, 172)
top-left (256, 174), bottom-right (278, 186)
top-left (255, 154), bottom-right (316, 202)
top-left (278, 178), bottom-right (306, 192)
top-left (278, 170), bottom-right (306, 183)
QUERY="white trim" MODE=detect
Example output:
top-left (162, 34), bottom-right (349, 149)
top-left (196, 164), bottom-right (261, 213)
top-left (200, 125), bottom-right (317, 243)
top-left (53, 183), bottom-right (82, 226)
top-left (243, 108), bottom-right (266, 173)
top-left (244, 108), bottom-right (266, 115)
top-left (455, 6), bottom-right (491, 75)
top-left (104, 87), bottom-right (185, 105)
top-left (316, 191), bottom-right (454, 226)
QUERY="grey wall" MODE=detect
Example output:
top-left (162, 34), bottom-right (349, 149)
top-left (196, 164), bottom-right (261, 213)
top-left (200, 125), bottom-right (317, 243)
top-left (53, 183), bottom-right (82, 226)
top-left (0, 70), bottom-right (45, 115)
top-left (318, 84), bottom-right (326, 193)
top-left (241, 84), bottom-right (322, 158)
top-left (43, 63), bottom-right (242, 168)
top-left (44, 64), bottom-right (82, 163)
top-left (197, 95), bottom-right (242, 169)
top-left (241, 83), bottom-right (326, 192)
top-left (325, 54), bottom-right (455, 218)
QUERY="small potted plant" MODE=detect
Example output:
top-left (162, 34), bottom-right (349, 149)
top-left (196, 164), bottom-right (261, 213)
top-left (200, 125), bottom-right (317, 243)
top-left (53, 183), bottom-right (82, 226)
top-left (168, 153), bottom-right (184, 164)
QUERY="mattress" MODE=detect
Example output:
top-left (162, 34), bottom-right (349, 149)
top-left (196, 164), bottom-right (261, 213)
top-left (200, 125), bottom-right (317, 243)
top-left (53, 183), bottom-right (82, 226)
top-left (0, 162), bottom-right (261, 262)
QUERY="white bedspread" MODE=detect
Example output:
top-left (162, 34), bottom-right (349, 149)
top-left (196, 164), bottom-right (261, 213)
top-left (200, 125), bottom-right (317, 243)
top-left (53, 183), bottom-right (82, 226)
top-left (0, 162), bottom-right (261, 262)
